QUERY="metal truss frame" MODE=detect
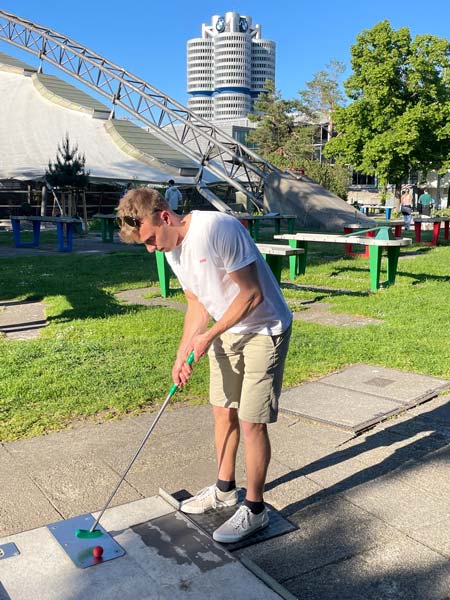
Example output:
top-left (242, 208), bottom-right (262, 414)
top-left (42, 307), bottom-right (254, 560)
top-left (0, 10), bottom-right (283, 206)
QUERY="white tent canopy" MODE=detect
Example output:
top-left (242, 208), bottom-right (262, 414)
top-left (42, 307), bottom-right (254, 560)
top-left (0, 68), bottom-right (208, 185)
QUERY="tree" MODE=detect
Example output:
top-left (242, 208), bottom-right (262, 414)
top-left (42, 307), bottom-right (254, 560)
top-left (248, 78), bottom-right (349, 199)
top-left (248, 79), bottom-right (300, 156)
top-left (325, 20), bottom-right (450, 191)
top-left (298, 59), bottom-right (346, 141)
top-left (303, 160), bottom-right (350, 200)
top-left (46, 133), bottom-right (90, 189)
top-left (248, 80), bottom-right (314, 167)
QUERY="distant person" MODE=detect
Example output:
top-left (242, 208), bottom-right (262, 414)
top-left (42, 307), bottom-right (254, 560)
top-left (164, 180), bottom-right (182, 213)
top-left (400, 187), bottom-right (413, 230)
top-left (120, 182), bottom-right (133, 199)
top-left (418, 189), bottom-right (433, 216)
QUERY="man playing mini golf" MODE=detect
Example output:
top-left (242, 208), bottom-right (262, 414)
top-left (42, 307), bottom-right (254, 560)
top-left (117, 187), bottom-right (292, 543)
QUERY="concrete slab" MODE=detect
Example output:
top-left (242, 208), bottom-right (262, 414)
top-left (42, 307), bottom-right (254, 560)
top-left (237, 496), bottom-right (397, 582)
top-left (0, 496), bottom-right (283, 600)
top-left (280, 365), bottom-right (450, 432)
top-left (0, 446), bottom-right (61, 536)
top-left (0, 299), bottom-right (46, 340)
top-left (115, 288), bottom-right (186, 312)
top-left (280, 382), bottom-right (405, 431)
top-left (280, 537), bottom-right (450, 600)
top-left (320, 364), bottom-right (450, 404)
top-left (4, 445), bottom-right (141, 519)
top-left (292, 302), bottom-right (383, 327)
top-left (2, 396), bottom-right (450, 599)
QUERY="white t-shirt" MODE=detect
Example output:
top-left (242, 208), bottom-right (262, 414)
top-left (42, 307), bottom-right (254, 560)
top-left (165, 186), bottom-right (182, 211)
top-left (165, 211), bottom-right (292, 335)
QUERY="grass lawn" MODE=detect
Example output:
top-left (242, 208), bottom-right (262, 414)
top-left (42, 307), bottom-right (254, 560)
top-left (1, 227), bottom-right (450, 442)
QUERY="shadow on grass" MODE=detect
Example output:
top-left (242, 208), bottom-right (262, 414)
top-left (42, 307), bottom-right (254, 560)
top-left (0, 249), bottom-right (165, 323)
top-left (331, 265), bottom-right (450, 285)
top-left (282, 282), bottom-right (369, 298)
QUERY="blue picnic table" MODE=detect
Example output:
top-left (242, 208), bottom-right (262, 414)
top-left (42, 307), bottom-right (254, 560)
top-left (10, 215), bottom-right (80, 252)
top-left (358, 204), bottom-right (393, 220)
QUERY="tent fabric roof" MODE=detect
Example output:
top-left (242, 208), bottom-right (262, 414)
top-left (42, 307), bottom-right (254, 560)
top-left (0, 66), bottom-right (207, 184)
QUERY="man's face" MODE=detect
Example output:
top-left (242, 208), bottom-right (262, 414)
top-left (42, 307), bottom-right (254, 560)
top-left (137, 212), bottom-right (178, 253)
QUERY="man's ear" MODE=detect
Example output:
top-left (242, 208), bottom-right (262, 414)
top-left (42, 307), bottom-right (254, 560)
top-left (160, 210), bottom-right (171, 224)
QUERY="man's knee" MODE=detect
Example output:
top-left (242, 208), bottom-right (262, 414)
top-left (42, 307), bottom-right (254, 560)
top-left (240, 420), bottom-right (268, 439)
top-left (213, 406), bottom-right (239, 426)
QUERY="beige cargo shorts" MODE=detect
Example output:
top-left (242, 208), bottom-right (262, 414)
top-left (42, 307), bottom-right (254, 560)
top-left (208, 324), bottom-right (292, 423)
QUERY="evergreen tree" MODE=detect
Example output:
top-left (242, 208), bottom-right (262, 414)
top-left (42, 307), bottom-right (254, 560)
top-left (248, 80), bottom-right (300, 155)
top-left (46, 133), bottom-right (90, 189)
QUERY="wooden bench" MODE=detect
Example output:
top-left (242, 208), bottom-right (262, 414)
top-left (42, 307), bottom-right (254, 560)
top-left (343, 220), bottom-right (405, 257)
top-left (255, 243), bottom-right (304, 282)
top-left (10, 215), bottom-right (80, 252)
top-left (413, 217), bottom-right (450, 246)
top-left (94, 213), bottom-right (116, 243)
top-left (274, 228), bottom-right (412, 292)
top-left (154, 243), bottom-right (304, 297)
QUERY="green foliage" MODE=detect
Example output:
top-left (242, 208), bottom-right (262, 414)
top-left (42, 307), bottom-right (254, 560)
top-left (282, 125), bottom-right (315, 165)
top-left (303, 160), bottom-right (351, 200)
top-left (435, 208), bottom-right (450, 217)
top-left (325, 20), bottom-right (450, 186)
top-left (248, 66), bottom-right (349, 199)
top-left (298, 59), bottom-right (346, 140)
top-left (46, 133), bottom-right (90, 189)
top-left (248, 79), bottom-right (301, 155)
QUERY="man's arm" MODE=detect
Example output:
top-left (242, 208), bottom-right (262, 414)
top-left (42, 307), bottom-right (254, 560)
top-left (190, 261), bottom-right (263, 361)
top-left (172, 288), bottom-right (210, 385)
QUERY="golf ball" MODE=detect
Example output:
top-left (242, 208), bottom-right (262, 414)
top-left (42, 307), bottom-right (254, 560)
top-left (92, 545), bottom-right (104, 558)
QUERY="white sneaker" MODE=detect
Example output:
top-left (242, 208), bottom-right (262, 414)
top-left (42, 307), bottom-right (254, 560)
top-left (213, 505), bottom-right (269, 543)
top-left (180, 485), bottom-right (238, 514)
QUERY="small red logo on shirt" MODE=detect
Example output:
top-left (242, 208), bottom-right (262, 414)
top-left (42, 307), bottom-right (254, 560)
top-left (199, 258), bottom-right (207, 263)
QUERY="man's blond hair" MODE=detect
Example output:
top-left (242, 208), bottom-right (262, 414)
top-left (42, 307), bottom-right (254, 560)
top-left (117, 187), bottom-right (168, 243)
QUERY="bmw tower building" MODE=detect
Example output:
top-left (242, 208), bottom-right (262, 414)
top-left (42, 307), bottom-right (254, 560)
top-left (187, 12), bottom-right (275, 121)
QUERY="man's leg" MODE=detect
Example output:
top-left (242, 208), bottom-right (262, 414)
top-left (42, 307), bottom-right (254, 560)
top-left (212, 327), bottom-right (291, 543)
top-left (213, 406), bottom-right (240, 481)
top-left (178, 408), bottom-right (239, 513)
top-left (212, 419), bottom-right (271, 543)
top-left (179, 337), bottom-right (241, 515)
top-left (240, 421), bottom-right (270, 502)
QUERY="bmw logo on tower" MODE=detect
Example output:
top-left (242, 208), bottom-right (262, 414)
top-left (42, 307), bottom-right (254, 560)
top-left (187, 11), bottom-right (275, 121)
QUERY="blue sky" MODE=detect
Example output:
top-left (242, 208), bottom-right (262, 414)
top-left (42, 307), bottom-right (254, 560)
top-left (1, 0), bottom-right (449, 105)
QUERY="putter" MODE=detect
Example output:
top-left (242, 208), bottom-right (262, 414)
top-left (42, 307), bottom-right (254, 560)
top-left (76, 351), bottom-right (195, 539)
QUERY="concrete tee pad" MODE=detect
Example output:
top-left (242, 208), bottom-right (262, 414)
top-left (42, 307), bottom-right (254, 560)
top-left (280, 365), bottom-right (450, 433)
top-left (0, 496), bottom-right (283, 600)
top-left (171, 488), bottom-right (296, 552)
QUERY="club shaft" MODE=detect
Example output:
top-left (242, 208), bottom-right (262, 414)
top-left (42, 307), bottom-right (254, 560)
top-left (89, 388), bottom-right (175, 532)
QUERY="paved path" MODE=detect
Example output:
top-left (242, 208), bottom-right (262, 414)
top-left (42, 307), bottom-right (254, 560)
top-left (0, 231), bottom-right (142, 258)
top-left (0, 299), bottom-right (46, 339)
top-left (1, 394), bottom-right (450, 599)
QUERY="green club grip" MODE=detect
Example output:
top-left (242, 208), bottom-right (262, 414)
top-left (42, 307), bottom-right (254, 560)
top-left (169, 351), bottom-right (196, 396)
